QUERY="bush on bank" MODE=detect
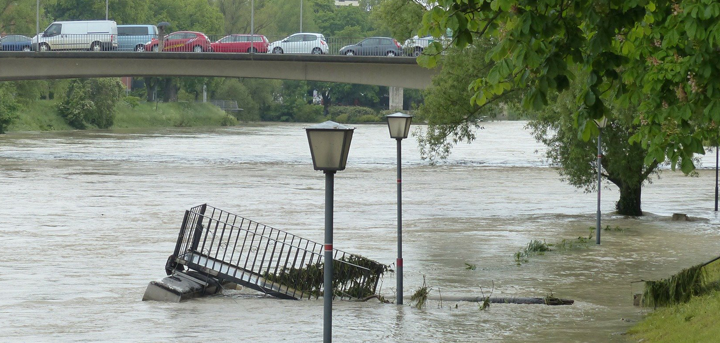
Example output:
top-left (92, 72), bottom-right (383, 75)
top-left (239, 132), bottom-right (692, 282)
top-left (57, 78), bottom-right (125, 129)
top-left (7, 99), bottom-right (235, 132)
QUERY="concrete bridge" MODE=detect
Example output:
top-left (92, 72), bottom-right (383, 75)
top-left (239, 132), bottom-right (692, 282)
top-left (0, 52), bottom-right (437, 89)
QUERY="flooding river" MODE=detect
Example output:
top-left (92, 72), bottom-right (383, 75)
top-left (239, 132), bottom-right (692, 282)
top-left (0, 121), bottom-right (718, 342)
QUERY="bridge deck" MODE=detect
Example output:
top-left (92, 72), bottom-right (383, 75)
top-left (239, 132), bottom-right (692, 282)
top-left (0, 52), bottom-right (437, 88)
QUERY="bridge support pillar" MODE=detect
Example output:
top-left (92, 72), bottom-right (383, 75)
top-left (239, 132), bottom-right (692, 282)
top-left (389, 86), bottom-right (404, 111)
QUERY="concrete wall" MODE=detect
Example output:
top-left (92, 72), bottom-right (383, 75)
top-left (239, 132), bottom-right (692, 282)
top-left (0, 52), bottom-right (438, 89)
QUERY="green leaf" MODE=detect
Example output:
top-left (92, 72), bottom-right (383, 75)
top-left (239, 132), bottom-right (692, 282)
top-left (584, 90), bottom-right (596, 106)
top-left (681, 157), bottom-right (695, 174)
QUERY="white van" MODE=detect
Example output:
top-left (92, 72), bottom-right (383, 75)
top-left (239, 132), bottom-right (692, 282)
top-left (33, 20), bottom-right (118, 51)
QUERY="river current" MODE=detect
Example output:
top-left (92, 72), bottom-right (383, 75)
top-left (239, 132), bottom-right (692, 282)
top-left (0, 121), bottom-right (718, 342)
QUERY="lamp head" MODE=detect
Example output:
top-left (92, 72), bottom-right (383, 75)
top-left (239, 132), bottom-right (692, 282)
top-left (305, 121), bottom-right (355, 172)
top-left (386, 112), bottom-right (413, 139)
top-left (594, 116), bottom-right (608, 129)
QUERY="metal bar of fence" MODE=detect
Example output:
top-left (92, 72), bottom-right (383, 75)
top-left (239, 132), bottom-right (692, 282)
top-left (240, 222), bottom-right (260, 280)
top-left (173, 210), bottom-right (190, 259)
top-left (227, 217), bottom-right (243, 268)
top-left (220, 214), bottom-right (238, 264)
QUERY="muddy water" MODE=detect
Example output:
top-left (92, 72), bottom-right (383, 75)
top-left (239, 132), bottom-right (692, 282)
top-left (0, 121), bottom-right (718, 342)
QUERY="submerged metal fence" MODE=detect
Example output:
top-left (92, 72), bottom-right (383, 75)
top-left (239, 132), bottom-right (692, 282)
top-left (170, 204), bottom-right (386, 300)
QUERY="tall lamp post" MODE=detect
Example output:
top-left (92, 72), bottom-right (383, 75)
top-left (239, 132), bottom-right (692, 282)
top-left (305, 121), bottom-right (354, 343)
top-left (105, 0), bottom-right (109, 20)
top-left (594, 117), bottom-right (608, 245)
top-left (715, 142), bottom-right (718, 212)
top-left (386, 113), bottom-right (413, 305)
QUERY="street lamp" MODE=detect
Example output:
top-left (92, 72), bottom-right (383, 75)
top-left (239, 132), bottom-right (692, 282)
top-left (594, 116), bottom-right (608, 245)
top-left (715, 142), bottom-right (718, 212)
top-left (386, 112), bottom-right (412, 305)
top-left (105, 0), bottom-right (108, 20)
top-left (305, 121), bottom-right (354, 343)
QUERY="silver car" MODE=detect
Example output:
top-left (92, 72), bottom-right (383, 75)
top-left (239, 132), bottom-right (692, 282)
top-left (268, 33), bottom-right (328, 54)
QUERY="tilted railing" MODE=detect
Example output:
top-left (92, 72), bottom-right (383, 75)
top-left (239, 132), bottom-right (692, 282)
top-left (170, 204), bottom-right (386, 300)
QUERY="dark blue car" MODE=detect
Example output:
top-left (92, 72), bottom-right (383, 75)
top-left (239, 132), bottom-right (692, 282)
top-left (1, 35), bottom-right (32, 51)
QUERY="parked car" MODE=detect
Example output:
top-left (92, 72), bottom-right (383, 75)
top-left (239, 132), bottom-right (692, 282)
top-left (211, 34), bottom-right (269, 53)
top-left (268, 33), bottom-right (328, 54)
top-left (339, 37), bottom-right (402, 56)
top-left (117, 24), bottom-right (157, 51)
top-left (0, 35), bottom-right (32, 51)
top-left (32, 20), bottom-right (118, 51)
top-left (144, 31), bottom-right (212, 52)
top-left (403, 30), bottom-right (452, 56)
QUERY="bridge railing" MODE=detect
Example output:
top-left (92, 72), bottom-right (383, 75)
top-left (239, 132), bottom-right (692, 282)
top-left (5, 33), bottom-right (414, 56)
top-left (172, 204), bottom-right (386, 300)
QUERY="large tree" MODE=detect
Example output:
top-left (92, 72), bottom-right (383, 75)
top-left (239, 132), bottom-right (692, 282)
top-left (0, 82), bottom-right (19, 134)
top-left (418, 38), bottom-right (659, 215)
top-left (528, 81), bottom-right (659, 216)
top-left (418, 0), bottom-right (720, 174)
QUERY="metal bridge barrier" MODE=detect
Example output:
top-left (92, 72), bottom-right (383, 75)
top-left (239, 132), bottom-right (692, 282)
top-left (167, 204), bottom-right (387, 300)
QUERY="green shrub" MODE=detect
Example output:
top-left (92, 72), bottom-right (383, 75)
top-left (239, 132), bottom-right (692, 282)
top-left (356, 114), bottom-right (381, 123)
top-left (294, 104), bottom-right (324, 122)
top-left (0, 83), bottom-right (19, 133)
top-left (335, 113), bottom-right (349, 123)
top-left (57, 78), bottom-right (124, 129)
top-left (329, 106), bottom-right (377, 122)
top-left (123, 96), bottom-right (141, 108)
top-left (220, 114), bottom-right (238, 126)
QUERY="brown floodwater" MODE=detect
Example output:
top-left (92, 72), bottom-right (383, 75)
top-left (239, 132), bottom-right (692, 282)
top-left (0, 121), bottom-right (718, 342)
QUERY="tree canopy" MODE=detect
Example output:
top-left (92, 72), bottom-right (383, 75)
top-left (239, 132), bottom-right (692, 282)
top-left (420, 0), bottom-right (720, 173)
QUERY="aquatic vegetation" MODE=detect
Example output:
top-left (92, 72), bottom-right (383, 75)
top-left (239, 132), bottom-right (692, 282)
top-left (262, 255), bottom-right (389, 299)
top-left (410, 276), bottom-right (431, 309)
top-left (514, 240), bottom-right (550, 265)
top-left (464, 262), bottom-right (477, 270)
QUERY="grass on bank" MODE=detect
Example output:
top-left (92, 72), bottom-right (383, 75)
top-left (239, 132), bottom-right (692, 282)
top-left (628, 258), bottom-right (720, 342)
top-left (113, 101), bottom-right (235, 128)
top-left (8, 99), bottom-right (235, 132)
top-left (8, 100), bottom-right (73, 131)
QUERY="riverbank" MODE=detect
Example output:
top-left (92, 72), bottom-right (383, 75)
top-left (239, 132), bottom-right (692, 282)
top-left (627, 258), bottom-right (720, 342)
top-left (8, 100), bottom-right (234, 132)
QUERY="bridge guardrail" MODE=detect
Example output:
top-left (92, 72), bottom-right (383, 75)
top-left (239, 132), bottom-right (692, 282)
top-left (3, 33), bottom-right (418, 57)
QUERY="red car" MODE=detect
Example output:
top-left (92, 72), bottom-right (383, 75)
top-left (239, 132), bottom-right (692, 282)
top-left (211, 34), bottom-right (269, 53)
top-left (144, 31), bottom-right (212, 52)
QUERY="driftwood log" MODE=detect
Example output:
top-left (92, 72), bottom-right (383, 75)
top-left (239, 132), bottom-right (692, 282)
top-left (428, 295), bottom-right (574, 305)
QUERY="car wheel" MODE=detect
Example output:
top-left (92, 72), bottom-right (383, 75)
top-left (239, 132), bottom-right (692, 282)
top-left (39, 43), bottom-right (50, 52)
top-left (90, 42), bottom-right (102, 51)
top-left (387, 51), bottom-right (396, 57)
top-left (345, 50), bottom-right (354, 56)
top-left (312, 47), bottom-right (322, 54)
top-left (413, 48), bottom-right (423, 57)
top-left (247, 47), bottom-right (258, 53)
top-left (193, 45), bottom-right (203, 53)
top-left (152, 45), bottom-right (159, 52)
top-left (273, 47), bottom-right (283, 54)
top-left (22, 46), bottom-right (31, 52)
top-left (135, 45), bottom-right (145, 52)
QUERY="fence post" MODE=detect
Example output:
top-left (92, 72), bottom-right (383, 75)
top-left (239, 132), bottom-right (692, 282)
top-left (190, 204), bottom-right (208, 252)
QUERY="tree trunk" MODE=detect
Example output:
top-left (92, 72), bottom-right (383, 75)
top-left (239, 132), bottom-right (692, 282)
top-left (321, 90), bottom-right (331, 116)
top-left (616, 182), bottom-right (642, 216)
top-left (163, 78), bottom-right (178, 103)
top-left (144, 77), bottom-right (157, 102)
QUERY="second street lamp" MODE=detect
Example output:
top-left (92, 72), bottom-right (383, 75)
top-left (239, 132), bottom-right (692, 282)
top-left (594, 116), bottom-right (608, 245)
top-left (305, 121), bottom-right (354, 343)
top-left (386, 112), bottom-right (413, 305)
